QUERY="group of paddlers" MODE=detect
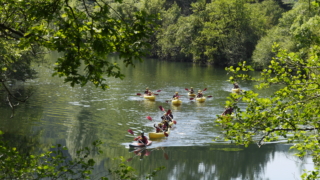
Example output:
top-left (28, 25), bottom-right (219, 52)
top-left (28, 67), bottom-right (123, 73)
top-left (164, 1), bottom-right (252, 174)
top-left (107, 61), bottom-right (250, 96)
top-left (133, 112), bottom-right (173, 144)
top-left (188, 87), bottom-right (204, 98)
top-left (154, 111), bottom-right (173, 133)
top-left (173, 87), bottom-right (204, 99)
top-left (134, 83), bottom-right (240, 144)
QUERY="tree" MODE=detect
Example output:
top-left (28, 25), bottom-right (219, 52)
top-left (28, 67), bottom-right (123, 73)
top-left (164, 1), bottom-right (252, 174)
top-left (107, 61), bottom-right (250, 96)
top-left (252, 0), bottom-right (319, 69)
top-left (218, 44), bottom-right (320, 179)
top-left (0, 0), bottom-right (158, 90)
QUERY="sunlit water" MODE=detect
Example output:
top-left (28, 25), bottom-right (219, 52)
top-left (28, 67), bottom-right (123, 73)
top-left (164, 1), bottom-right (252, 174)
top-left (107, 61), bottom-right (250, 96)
top-left (0, 54), bottom-right (314, 179)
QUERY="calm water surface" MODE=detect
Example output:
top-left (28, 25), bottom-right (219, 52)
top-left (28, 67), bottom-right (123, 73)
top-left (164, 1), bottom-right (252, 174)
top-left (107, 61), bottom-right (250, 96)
top-left (0, 54), bottom-right (313, 179)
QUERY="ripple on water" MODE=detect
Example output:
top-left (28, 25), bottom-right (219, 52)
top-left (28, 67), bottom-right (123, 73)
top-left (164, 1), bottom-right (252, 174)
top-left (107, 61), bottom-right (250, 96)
top-left (69, 101), bottom-right (83, 106)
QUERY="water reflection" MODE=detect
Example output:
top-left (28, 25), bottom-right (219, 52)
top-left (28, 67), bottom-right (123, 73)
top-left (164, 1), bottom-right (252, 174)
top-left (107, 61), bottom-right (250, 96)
top-left (120, 144), bottom-right (313, 180)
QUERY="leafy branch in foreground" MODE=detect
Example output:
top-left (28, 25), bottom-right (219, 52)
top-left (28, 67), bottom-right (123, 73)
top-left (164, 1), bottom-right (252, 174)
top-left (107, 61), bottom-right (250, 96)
top-left (0, 131), bottom-right (164, 180)
top-left (0, 134), bottom-right (103, 179)
top-left (108, 156), bottom-right (165, 180)
top-left (0, 0), bottom-right (159, 89)
top-left (217, 45), bottom-right (320, 179)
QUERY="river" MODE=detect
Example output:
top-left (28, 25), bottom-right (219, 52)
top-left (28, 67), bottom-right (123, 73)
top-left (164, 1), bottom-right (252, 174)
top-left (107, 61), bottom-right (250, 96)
top-left (0, 53), bottom-right (314, 180)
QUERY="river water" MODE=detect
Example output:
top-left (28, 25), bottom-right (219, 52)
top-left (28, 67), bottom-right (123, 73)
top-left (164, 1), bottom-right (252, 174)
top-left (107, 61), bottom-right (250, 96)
top-left (0, 53), bottom-right (314, 179)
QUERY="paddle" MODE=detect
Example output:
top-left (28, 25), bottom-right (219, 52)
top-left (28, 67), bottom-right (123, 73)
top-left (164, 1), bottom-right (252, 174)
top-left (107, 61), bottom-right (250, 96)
top-left (203, 88), bottom-right (207, 91)
top-left (164, 132), bottom-right (169, 137)
top-left (190, 98), bottom-right (194, 100)
top-left (157, 90), bottom-right (161, 92)
top-left (185, 88), bottom-right (188, 91)
top-left (161, 147), bottom-right (169, 160)
top-left (137, 93), bottom-right (142, 96)
top-left (146, 116), bottom-right (152, 121)
top-left (159, 106), bottom-right (165, 111)
top-left (207, 95), bottom-right (212, 98)
top-left (128, 129), bottom-right (134, 135)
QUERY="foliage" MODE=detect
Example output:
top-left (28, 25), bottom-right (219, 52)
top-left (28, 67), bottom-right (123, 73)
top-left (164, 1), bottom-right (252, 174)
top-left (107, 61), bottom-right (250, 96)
top-left (0, 132), bottom-right (102, 179)
top-left (252, 0), bottom-right (320, 69)
top-left (218, 44), bottom-right (320, 179)
top-left (0, 131), bottom-right (164, 179)
top-left (108, 156), bottom-right (165, 179)
top-left (0, 0), bottom-right (159, 89)
top-left (156, 0), bottom-right (285, 65)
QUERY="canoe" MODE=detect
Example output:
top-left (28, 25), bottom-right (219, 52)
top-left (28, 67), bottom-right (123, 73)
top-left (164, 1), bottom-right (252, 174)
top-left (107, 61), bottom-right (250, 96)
top-left (149, 121), bottom-right (174, 139)
top-left (149, 128), bottom-right (170, 139)
top-left (196, 97), bottom-right (206, 102)
top-left (144, 95), bottom-right (156, 100)
top-left (188, 93), bottom-right (196, 97)
top-left (172, 99), bottom-right (182, 105)
top-left (129, 141), bottom-right (152, 147)
top-left (232, 88), bottom-right (241, 93)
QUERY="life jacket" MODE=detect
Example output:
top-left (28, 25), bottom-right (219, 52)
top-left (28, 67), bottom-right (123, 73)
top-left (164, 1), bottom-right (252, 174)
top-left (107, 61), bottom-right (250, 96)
top-left (155, 127), bottom-right (162, 133)
top-left (135, 135), bottom-right (148, 144)
top-left (162, 122), bottom-right (169, 131)
top-left (139, 136), bottom-right (148, 144)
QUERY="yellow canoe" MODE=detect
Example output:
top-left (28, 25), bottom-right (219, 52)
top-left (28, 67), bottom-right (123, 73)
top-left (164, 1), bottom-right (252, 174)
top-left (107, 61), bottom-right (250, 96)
top-left (196, 97), bottom-right (206, 102)
top-left (172, 99), bottom-right (182, 105)
top-left (232, 88), bottom-right (241, 93)
top-left (144, 95), bottom-right (156, 100)
top-left (149, 128), bottom-right (170, 139)
top-left (188, 93), bottom-right (196, 97)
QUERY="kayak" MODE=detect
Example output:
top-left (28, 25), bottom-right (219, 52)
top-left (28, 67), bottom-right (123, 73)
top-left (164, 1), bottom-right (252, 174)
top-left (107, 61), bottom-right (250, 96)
top-left (232, 88), bottom-right (241, 93)
top-left (149, 128), bottom-right (170, 139)
top-left (172, 99), bottom-right (182, 105)
top-left (188, 93), bottom-right (196, 97)
top-left (149, 121), bottom-right (174, 139)
top-left (129, 141), bottom-right (152, 147)
top-left (144, 95), bottom-right (156, 100)
top-left (196, 97), bottom-right (206, 102)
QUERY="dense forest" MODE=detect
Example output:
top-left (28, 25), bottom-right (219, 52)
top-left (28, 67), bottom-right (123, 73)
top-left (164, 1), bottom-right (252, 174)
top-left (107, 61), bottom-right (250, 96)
top-left (124, 0), bottom-right (318, 70)
top-left (144, 0), bottom-right (291, 68)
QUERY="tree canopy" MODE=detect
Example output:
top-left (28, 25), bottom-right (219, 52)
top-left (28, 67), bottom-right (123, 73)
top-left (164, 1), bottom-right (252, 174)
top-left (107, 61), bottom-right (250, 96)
top-left (0, 0), bottom-right (159, 89)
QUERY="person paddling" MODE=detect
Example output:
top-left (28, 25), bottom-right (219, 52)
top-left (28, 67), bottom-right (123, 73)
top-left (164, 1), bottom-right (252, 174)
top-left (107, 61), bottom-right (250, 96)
top-left (196, 90), bottom-right (203, 98)
top-left (154, 123), bottom-right (163, 133)
top-left (222, 106), bottom-right (234, 116)
top-left (144, 87), bottom-right (150, 95)
top-left (134, 131), bottom-right (148, 144)
top-left (162, 120), bottom-right (170, 132)
top-left (233, 83), bottom-right (240, 89)
top-left (172, 92), bottom-right (180, 99)
top-left (189, 87), bottom-right (195, 94)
